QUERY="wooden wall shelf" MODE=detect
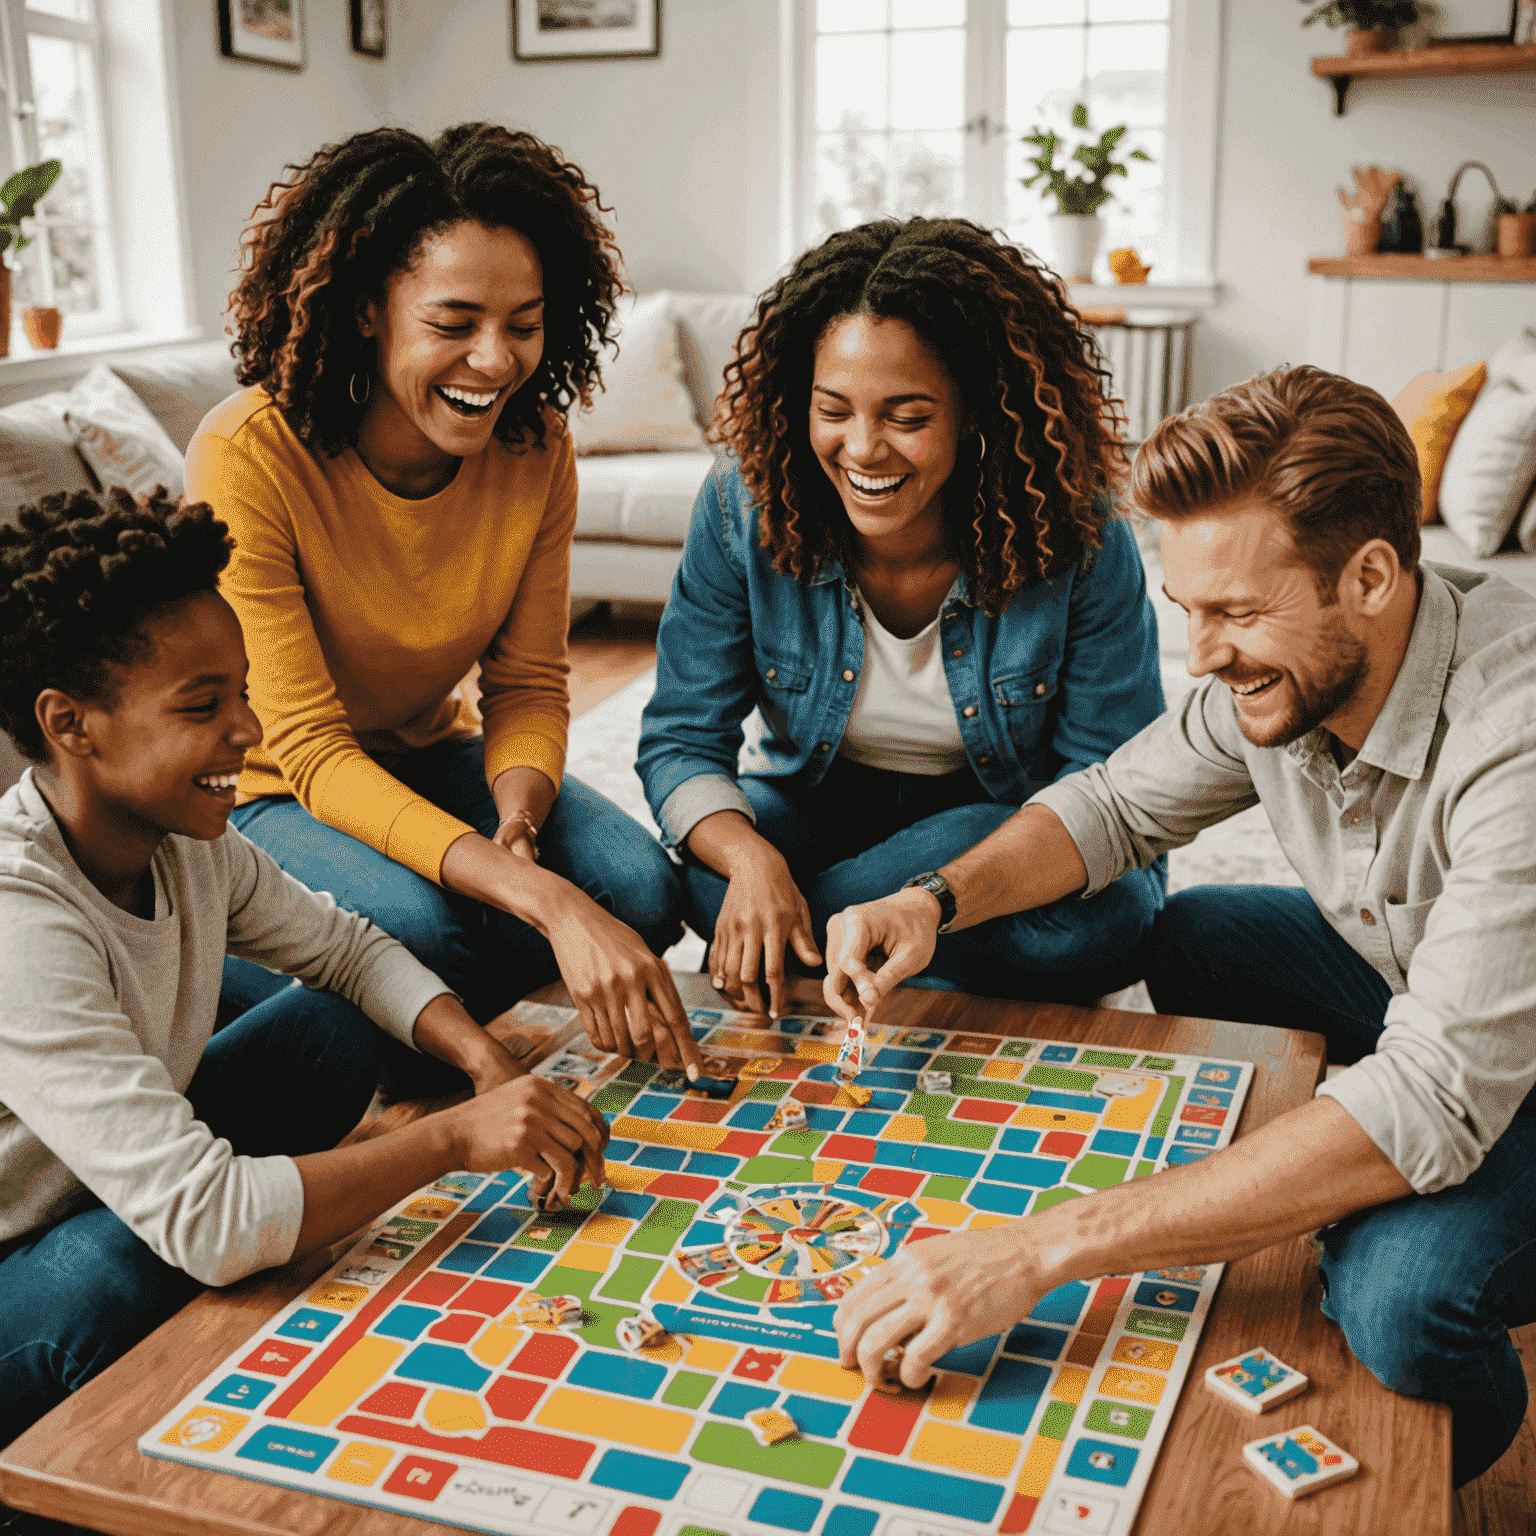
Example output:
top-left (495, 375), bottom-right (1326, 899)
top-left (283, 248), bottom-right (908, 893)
top-left (1308, 254), bottom-right (1536, 281)
top-left (1310, 41), bottom-right (1536, 114)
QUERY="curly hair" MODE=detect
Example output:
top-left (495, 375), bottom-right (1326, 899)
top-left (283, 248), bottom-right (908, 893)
top-left (0, 489), bottom-right (233, 762)
top-left (228, 122), bottom-right (624, 457)
top-left (715, 217), bottom-right (1127, 615)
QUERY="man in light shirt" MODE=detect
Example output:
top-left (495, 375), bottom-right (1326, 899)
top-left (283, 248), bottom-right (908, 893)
top-left (822, 366), bottom-right (1536, 1488)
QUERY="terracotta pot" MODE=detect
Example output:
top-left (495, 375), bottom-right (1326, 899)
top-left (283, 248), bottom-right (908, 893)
top-left (1497, 213), bottom-right (1536, 258)
top-left (0, 266), bottom-right (10, 360)
top-left (21, 305), bottom-right (61, 349)
top-left (1345, 28), bottom-right (1391, 55)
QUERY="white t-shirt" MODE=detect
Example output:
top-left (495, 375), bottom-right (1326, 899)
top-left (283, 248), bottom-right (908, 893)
top-left (838, 590), bottom-right (968, 776)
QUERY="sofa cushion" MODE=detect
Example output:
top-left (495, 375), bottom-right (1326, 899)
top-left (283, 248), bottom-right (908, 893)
top-left (0, 389), bottom-right (96, 525)
top-left (574, 450), bottom-right (714, 544)
top-left (112, 341), bottom-right (239, 452)
top-left (668, 290), bottom-right (756, 430)
top-left (64, 364), bottom-right (185, 499)
top-left (1391, 360), bottom-right (1487, 524)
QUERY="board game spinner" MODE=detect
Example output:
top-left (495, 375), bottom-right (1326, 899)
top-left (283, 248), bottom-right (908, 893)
top-left (143, 1004), bottom-right (1254, 1536)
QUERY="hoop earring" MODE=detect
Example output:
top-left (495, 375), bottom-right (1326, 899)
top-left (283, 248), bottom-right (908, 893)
top-left (972, 432), bottom-right (988, 522)
top-left (974, 432), bottom-right (987, 464)
top-left (349, 370), bottom-right (370, 405)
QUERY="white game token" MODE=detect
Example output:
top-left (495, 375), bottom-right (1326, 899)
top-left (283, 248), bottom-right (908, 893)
top-left (917, 1070), bottom-right (952, 1094)
top-left (1094, 1073), bottom-right (1145, 1097)
top-left (1205, 1346), bottom-right (1308, 1414)
top-left (1242, 1424), bottom-right (1359, 1498)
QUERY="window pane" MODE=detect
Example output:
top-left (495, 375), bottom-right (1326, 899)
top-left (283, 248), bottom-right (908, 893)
top-left (27, 0), bottom-right (91, 18)
top-left (891, 0), bottom-right (965, 25)
top-left (1006, 26), bottom-right (1084, 131)
top-left (890, 29), bottom-right (964, 129)
top-left (817, 33), bottom-right (889, 130)
top-left (45, 222), bottom-right (100, 312)
top-left (815, 132), bottom-right (890, 238)
top-left (1010, 0), bottom-right (1085, 24)
top-left (1086, 23), bottom-right (1168, 129)
top-left (818, 0), bottom-right (888, 30)
top-left (1088, 0), bottom-right (1168, 18)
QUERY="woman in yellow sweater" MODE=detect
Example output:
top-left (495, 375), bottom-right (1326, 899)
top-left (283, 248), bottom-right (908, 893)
top-left (186, 123), bottom-right (698, 1080)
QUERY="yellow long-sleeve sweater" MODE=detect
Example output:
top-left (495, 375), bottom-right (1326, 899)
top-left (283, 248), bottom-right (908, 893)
top-left (185, 387), bottom-right (574, 884)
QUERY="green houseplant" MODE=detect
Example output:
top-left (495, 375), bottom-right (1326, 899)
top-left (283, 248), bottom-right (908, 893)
top-left (1020, 104), bottom-right (1152, 281)
top-left (0, 158), bottom-right (62, 358)
top-left (1300, 1), bottom-right (1430, 55)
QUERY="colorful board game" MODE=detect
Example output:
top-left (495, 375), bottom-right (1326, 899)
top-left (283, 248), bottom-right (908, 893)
top-left (142, 1004), bottom-right (1254, 1536)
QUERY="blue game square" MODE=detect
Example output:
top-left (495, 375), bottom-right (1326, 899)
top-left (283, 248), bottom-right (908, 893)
top-left (1090, 1129), bottom-right (1140, 1157)
top-left (1164, 1144), bottom-right (1210, 1166)
top-left (873, 1143), bottom-right (916, 1169)
top-left (1175, 1124), bottom-right (1220, 1145)
top-left (568, 1351), bottom-right (667, 1401)
top-left (685, 1152), bottom-right (740, 1176)
top-left (908, 1145), bottom-right (984, 1177)
top-left (276, 1307), bottom-right (341, 1344)
top-left (682, 1220), bottom-right (726, 1247)
top-left (374, 1304), bottom-right (438, 1341)
top-left (437, 1240), bottom-right (498, 1274)
top-left (832, 1163), bottom-right (871, 1187)
top-left (842, 1111), bottom-right (890, 1136)
top-left (803, 1106), bottom-right (845, 1132)
top-left (469, 1206), bottom-right (522, 1245)
top-left (823, 1508), bottom-right (879, 1536)
top-left (1195, 1062), bottom-right (1240, 1087)
top-left (235, 1425), bottom-right (337, 1473)
top-left (982, 1154), bottom-right (1062, 1188)
top-left (590, 1449), bottom-right (688, 1499)
top-left (483, 1247), bottom-right (551, 1282)
top-left (395, 1343), bottom-right (491, 1391)
top-left (689, 1289), bottom-right (760, 1315)
top-left (1039, 1044), bottom-right (1079, 1061)
top-left (1134, 1280), bottom-right (1199, 1312)
top-left (932, 1333), bottom-right (1000, 1375)
top-left (710, 1381), bottom-right (778, 1418)
top-left (748, 1488), bottom-right (824, 1531)
top-left (866, 1089), bottom-right (908, 1111)
top-left (780, 1394), bottom-right (850, 1438)
top-left (1030, 1280), bottom-right (1090, 1326)
top-left (462, 1174), bottom-right (514, 1214)
top-left (840, 1459), bottom-right (1002, 1524)
top-left (1143, 1136), bottom-right (1163, 1160)
top-left (970, 1357), bottom-right (1051, 1433)
top-left (632, 1093), bottom-right (682, 1117)
top-left (1066, 1437), bottom-right (1138, 1487)
top-left (728, 1101), bottom-right (778, 1130)
top-left (999, 1127), bottom-right (1040, 1153)
top-left (873, 1047), bottom-right (932, 1071)
top-left (805, 1063), bottom-right (838, 1082)
top-left (860, 1069), bottom-right (918, 1092)
top-left (634, 1146), bottom-right (687, 1171)
top-left (604, 1138), bottom-right (639, 1162)
top-left (967, 1182), bottom-right (1034, 1216)
top-left (1003, 1322), bottom-right (1068, 1361)
top-left (600, 1189), bottom-right (656, 1220)
top-left (1188, 1087), bottom-right (1233, 1109)
top-left (205, 1373), bottom-right (274, 1409)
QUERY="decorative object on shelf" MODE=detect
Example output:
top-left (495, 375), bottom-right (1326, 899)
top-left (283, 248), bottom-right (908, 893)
top-left (1519, 0), bottom-right (1536, 44)
top-left (512, 0), bottom-right (661, 62)
top-left (1021, 103), bottom-right (1153, 283)
top-left (21, 306), bottom-right (61, 350)
top-left (1428, 0), bottom-right (1519, 43)
top-left (1339, 165), bottom-right (1401, 255)
top-left (217, 0), bottom-right (305, 70)
top-left (1430, 160), bottom-right (1516, 256)
top-left (1498, 196), bottom-right (1536, 256)
top-left (1300, 0), bottom-right (1431, 52)
top-left (0, 158), bottom-right (61, 361)
top-left (1108, 247), bottom-right (1153, 284)
top-left (349, 0), bottom-right (384, 58)
top-left (1380, 183), bottom-right (1426, 251)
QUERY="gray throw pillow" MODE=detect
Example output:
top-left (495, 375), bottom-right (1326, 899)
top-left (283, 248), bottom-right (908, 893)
top-left (0, 390), bottom-right (96, 531)
top-left (113, 343), bottom-right (240, 453)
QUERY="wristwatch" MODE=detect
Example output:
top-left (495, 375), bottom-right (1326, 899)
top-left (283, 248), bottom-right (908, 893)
top-left (902, 872), bottom-right (957, 933)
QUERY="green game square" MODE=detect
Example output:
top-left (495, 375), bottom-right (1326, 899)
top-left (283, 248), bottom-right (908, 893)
top-left (929, 1053), bottom-right (985, 1075)
top-left (664, 1372), bottom-right (715, 1409)
top-left (570, 1297), bottom-right (644, 1352)
top-left (511, 1209), bottom-right (579, 1251)
top-left (949, 1076), bottom-right (1031, 1104)
top-left (907, 1092), bottom-right (956, 1119)
top-left (1071, 1153), bottom-right (1130, 1189)
top-left (921, 1119), bottom-right (999, 1150)
top-left (1149, 1076), bottom-right (1186, 1137)
top-left (1085, 1399), bottom-right (1154, 1440)
top-left (539, 1262), bottom-right (604, 1300)
top-left (1078, 1049), bottom-right (1137, 1068)
top-left (617, 1061), bottom-right (658, 1086)
top-left (597, 1255), bottom-right (663, 1303)
top-left (924, 1174), bottom-right (970, 1201)
top-left (769, 1129), bottom-right (827, 1158)
top-left (748, 1080), bottom-right (789, 1101)
top-left (717, 1272), bottom-right (771, 1302)
top-left (691, 1423), bottom-right (846, 1487)
top-left (998, 1040), bottom-right (1035, 1059)
top-left (680, 1527), bottom-right (730, 1536)
top-left (626, 1198), bottom-right (698, 1255)
top-left (1139, 1055), bottom-right (1176, 1071)
top-left (1031, 1187), bottom-right (1081, 1212)
top-left (1125, 1307), bottom-right (1190, 1343)
top-left (1037, 1400), bottom-right (1076, 1440)
top-left (1023, 1064), bottom-right (1097, 1093)
top-left (1134, 1160), bottom-right (1157, 1179)
top-left (738, 1154), bottom-right (817, 1184)
top-left (590, 1084), bottom-right (639, 1116)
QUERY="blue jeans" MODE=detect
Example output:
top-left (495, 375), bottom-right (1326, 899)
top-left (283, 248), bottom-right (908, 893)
top-left (685, 758), bottom-right (1165, 1003)
top-left (1146, 884), bottom-right (1536, 1487)
top-left (0, 984), bottom-right (381, 1449)
top-left (230, 737), bottom-right (684, 1087)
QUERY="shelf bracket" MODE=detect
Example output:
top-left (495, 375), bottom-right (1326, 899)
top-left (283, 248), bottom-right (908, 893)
top-left (1331, 75), bottom-right (1351, 115)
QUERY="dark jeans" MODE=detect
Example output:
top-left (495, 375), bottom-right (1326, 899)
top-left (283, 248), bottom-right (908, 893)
top-left (1147, 884), bottom-right (1536, 1487)
top-left (0, 985), bottom-right (382, 1449)
top-left (230, 735), bottom-right (685, 1093)
top-left (685, 757), bottom-right (1166, 1003)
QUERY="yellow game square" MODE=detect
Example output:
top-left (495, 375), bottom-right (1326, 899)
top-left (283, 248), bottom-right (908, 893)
top-left (651, 1267), bottom-right (693, 1304)
top-left (926, 1371), bottom-right (977, 1421)
top-left (403, 1197), bottom-right (457, 1220)
top-left (1010, 1105), bottom-right (1099, 1134)
top-left (812, 1159), bottom-right (846, 1182)
top-left (605, 1162), bottom-right (660, 1192)
top-left (966, 1212), bottom-right (1014, 1230)
top-left (1099, 1365), bottom-right (1166, 1404)
top-left (306, 1281), bottom-right (370, 1311)
top-left (562, 1241), bottom-right (615, 1274)
top-left (472, 1318), bottom-right (525, 1366)
top-left (880, 1114), bottom-right (927, 1143)
top-left (1051, 1366), bottom-right (1090, 1405)
top-left (980, 1060), bottom-right (1023, 1080)
top-left (160, 1407), bottom-right (247, 1453)
top-left (327, 1441), bottom-right (392, 1486)
top-left (915, 1197), bottom-right (970, 1227)
top-left (1111, 1335), bottom-right (1177, 1372)
top-left (910, 1421), bottom-right (1021, 1479)
top-left (1016, 1433), bottom-right (1064, 1497)
top-left (579, 1213), bottom-right (633, 1245)
top-left (683, 1336), bottom-right (738, 1371)
top-left (794, 1040), bottom-right (839, 1063)
top-left (778, 1356), bottom-right (867, 1400)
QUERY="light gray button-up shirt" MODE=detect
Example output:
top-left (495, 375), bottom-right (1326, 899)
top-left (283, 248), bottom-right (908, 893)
top-left (1031, 564), bottom-right (1536, 1194)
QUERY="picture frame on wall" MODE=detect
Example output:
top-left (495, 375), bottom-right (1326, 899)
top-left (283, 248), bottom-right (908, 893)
top-left (1429, 0), bottom-right (1518, 42)
top-left (512, 0), bottom-right (661, 62)
top-left (350, 0), bottom-right (385, 59)
top-left (217, 0), bottom-right (306, 70)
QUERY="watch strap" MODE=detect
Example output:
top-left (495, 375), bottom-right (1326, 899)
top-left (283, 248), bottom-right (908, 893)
top-left (902, 872), bottom-right (957, 934)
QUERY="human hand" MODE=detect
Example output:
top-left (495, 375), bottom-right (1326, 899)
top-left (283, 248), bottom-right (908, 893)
top-left (492, 809), bottom-right (540, 863)
top-left (834, 1223), bottom-right (1044, 1389)
top-left (708, 843), bottom-right (821, 1019)
top-left (466, 1037), bottom-right (526, 1097)
top-left (822, 887), bottom-right (942, 1024)
top-left (544, 890), bottom-right (703, 1077)
top-left (450, 1074), bottom-right (609, 1209)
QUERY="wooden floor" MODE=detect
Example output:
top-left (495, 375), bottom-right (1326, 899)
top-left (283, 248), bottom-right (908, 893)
top-left (566, 600), bottom-right (666, 716)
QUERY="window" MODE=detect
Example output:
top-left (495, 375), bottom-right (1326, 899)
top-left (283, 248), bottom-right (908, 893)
top-left (795, 0), bottom-right (1219, 288)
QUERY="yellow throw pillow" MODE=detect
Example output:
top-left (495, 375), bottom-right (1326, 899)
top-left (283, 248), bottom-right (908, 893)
top-left (1391, 361), bottom-right (1487, 524)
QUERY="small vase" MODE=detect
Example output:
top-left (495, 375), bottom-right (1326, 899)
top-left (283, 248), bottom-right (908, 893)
top-left (1344, 28), bottom-right (1391, 55)
top-left (21, 305), bottom-right (61, 349)
top-left (1041, 214), bottom-right (1101, 283)
top-left (1496, 213), bottom-right (1536, 258)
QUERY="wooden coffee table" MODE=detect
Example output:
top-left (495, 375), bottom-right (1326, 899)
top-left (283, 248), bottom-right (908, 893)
top-left (0, 976), bottom-right (1450, 1536)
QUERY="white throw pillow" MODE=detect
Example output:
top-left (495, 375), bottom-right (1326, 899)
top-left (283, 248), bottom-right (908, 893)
top-left (64, 363), bottom-right (185, 498)
top-left (568, 292), bottom-right (708, 456)
top-left (1438, 330), bottom-right (1536, 558)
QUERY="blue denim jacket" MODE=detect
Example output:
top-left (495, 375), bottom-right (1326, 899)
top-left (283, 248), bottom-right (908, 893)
top-left (637, 457), bottom-right (1164, 849)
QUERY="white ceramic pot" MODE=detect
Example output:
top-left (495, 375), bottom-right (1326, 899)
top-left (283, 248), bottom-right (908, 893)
top-left (1041, 214), bottom-right (1101, 282)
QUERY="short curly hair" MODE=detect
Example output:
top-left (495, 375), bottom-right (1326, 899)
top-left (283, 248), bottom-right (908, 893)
top-left (0, 490), bottom-right (233, 762)
top-left (228, 122), bottom-right (624, 457)
top-left (715, 217), bottom-right (1127, 615)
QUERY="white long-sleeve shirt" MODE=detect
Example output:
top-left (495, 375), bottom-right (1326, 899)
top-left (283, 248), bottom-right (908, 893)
top-left (1031, 564), bottom-right (1536, 1194)
top-left (0, 770), bottom-right (451, 1285)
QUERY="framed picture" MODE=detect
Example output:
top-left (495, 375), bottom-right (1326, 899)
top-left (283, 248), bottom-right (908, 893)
top-left (217, 0), bottom-right (305, 70)
top-left (350, 0), bottom-right (385, 58)
top-left (512, 0), bottom-right (661, 62)
top-left (1429, 0), bottom-right (1518, 43)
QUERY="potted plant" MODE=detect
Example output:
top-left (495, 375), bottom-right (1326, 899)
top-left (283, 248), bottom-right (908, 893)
top-left (1020, 104), bottom-right (1152, 283)
top-left (0, 158), bottom-right (62, 358)
top-left (1300, 0), bottom-right (1430, 56)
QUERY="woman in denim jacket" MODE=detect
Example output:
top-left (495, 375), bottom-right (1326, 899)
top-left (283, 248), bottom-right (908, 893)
top-left (637, 218), bottom-right (1165, 1016)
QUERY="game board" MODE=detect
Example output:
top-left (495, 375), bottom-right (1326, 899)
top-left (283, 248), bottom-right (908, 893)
top-left (142, 1004), bottom-right (1254, 1536)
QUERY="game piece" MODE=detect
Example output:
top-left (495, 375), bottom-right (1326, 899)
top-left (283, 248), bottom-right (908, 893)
top-left (917, 1069), bottom-right (952, 1093)
top-left (651, 1068), bottom-right (690, 1093)
top-left (550, 1295), bottom-right (586, 1329)
top-left (834, 1081), bottom-right (873, 1107)
top-left (615, 1314), bottom-right (668, 1352)
top-left (527, 1226), bottom-right (552, 1241)
top-left (765, 1101), bottom-right (807, 1133)
top-left (835, 1017), bottom-right (865, 1082)
top-left (690, 1055), bottom-right (740, 1100)
top-left (1206, 1346), bottom-right (1309, 1414)
top-left (745, 1406), bottom-right (798, 1446)
top-left (1243, 1424), bottom-right (1359, 1498)
top-left (740, 1057), bottom-right (782, 1076)
top-left (873, 1345), bottom-right (906, 1395)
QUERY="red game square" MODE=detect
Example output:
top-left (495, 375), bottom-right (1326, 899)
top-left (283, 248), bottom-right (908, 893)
top-left (404, 1271), bottom-right (468, 1308)
top-left (1000, 1494), bottom-right (1040, 1534)
top-left (903, 1226), bottom-right (946, 1244)
top-left (766, 1062), bottom-right (805, 1080)
top-left (1037, 1130), bottom-right (1085, 1158)
top-left (359, 1382), bottom-right (426, 1419)
top-left (791, 1081), bottom-right (838, 1106)
top-left (611, 1508), bottom-right (662, 1536)
top-left (645, 1173), bottom-right (718, 1202)
top-left (860, 1167), bottom-right (924, 1197)
top-left (947, 1034), bottom-right (1003, 1055)
top-left (238, 1338), bottom-right (311, 1377)
top-left (1094, 1276), bottom-right (1131, 1303)
top-left (1181, 1104), bottom-right (1225, 1126)
top-left (951, 1098), bottom-right (1015, 1125)
top-left (487, 1373), bottom-right (547, 1421)
top-left (509, 1332), bottom-right (580, 1379)
top-left (733, 1348), bottom-right (784, 1381)
top-left (820, 1134), bottom-right (878, 1163)
top-left (454, 1279), bottom-right (523, 1317)
top-left (427, 1312), bottom-right (483, 1344)
top-left (383, 1454), bottom-right (457, 1501)
top-left (717, 1131), bottom-right (769, 1157)
top-left (671, 1100), bottom-right (732, 1123)
top-left (848, 1387), bottom-right (923, 1454)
